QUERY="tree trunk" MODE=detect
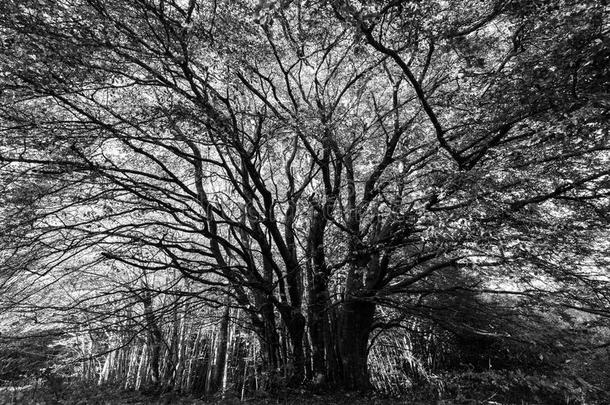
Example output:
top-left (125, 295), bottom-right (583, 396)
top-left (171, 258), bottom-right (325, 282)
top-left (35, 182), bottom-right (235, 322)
top-left (304, 332), bottom-right (313, 381)
top-left (143, 294), bottom-right (163, 388)
top-left (258, 298), bottom-right (281, 371)
top-left (276, 301), bottom-right (306, 385)
top-left (286, 311), bottom-right (306, 386)
top-left (336, 299), bottom-right (375, 390)
top-left (209, 304), bottom-right (230, 394)
top-left (308, 274), bottom-right (333, 385)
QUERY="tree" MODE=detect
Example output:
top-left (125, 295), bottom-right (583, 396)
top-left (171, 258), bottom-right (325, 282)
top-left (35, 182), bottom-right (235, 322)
top-left (0, 0), bottom-right (608, 392)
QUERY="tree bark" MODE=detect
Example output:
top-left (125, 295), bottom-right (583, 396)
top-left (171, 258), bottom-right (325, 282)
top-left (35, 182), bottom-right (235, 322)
top-left (142, 293), bottom-right (163, 388)
top-left (308, 273), bottom-right (333, 385)
top-left (209, 304), bottom-right (230, 394)
top-left (285, 311), bottom-right (306, 385)
top-left (336, 299), bottom-right (375, 390)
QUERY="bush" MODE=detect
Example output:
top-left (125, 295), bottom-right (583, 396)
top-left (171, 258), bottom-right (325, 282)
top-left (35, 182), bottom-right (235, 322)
top-left (0, 331), bottom-right (66, 382)
top-left (441, 370), bottom-right (587, 405)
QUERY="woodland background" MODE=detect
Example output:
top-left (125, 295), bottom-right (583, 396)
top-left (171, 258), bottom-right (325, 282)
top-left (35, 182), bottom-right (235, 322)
top-left (0, 0), bottom-right (608, 404)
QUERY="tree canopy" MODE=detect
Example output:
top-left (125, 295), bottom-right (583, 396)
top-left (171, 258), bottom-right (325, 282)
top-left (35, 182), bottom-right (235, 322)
top-left (0, 0), bottom-right (608, 399)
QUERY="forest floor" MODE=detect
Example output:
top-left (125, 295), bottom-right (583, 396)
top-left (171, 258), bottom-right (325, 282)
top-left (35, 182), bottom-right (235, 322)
top-left (0, 385), bottom-right (496, 405)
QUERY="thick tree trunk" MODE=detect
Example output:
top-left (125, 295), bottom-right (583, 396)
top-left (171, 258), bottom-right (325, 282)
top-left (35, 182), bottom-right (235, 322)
top-left (336, 299), bottom-right (375, 390)
top-left (308, 275), bottom-right (326, 379)
top-left (308, 275), bottom-right (335, 385)
top-left (286, 311), bottom-right (306, 385)
top-left (259, 299), bottom-right (281, 370)
top-left (251, 291), bottom-right (282, 385)
top-left (306, 205), bottom-right (339, 386)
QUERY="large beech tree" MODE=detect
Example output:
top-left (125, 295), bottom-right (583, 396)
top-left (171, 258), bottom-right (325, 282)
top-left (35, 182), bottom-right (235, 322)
top-left (0, 0), bottom-right (608, 390)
